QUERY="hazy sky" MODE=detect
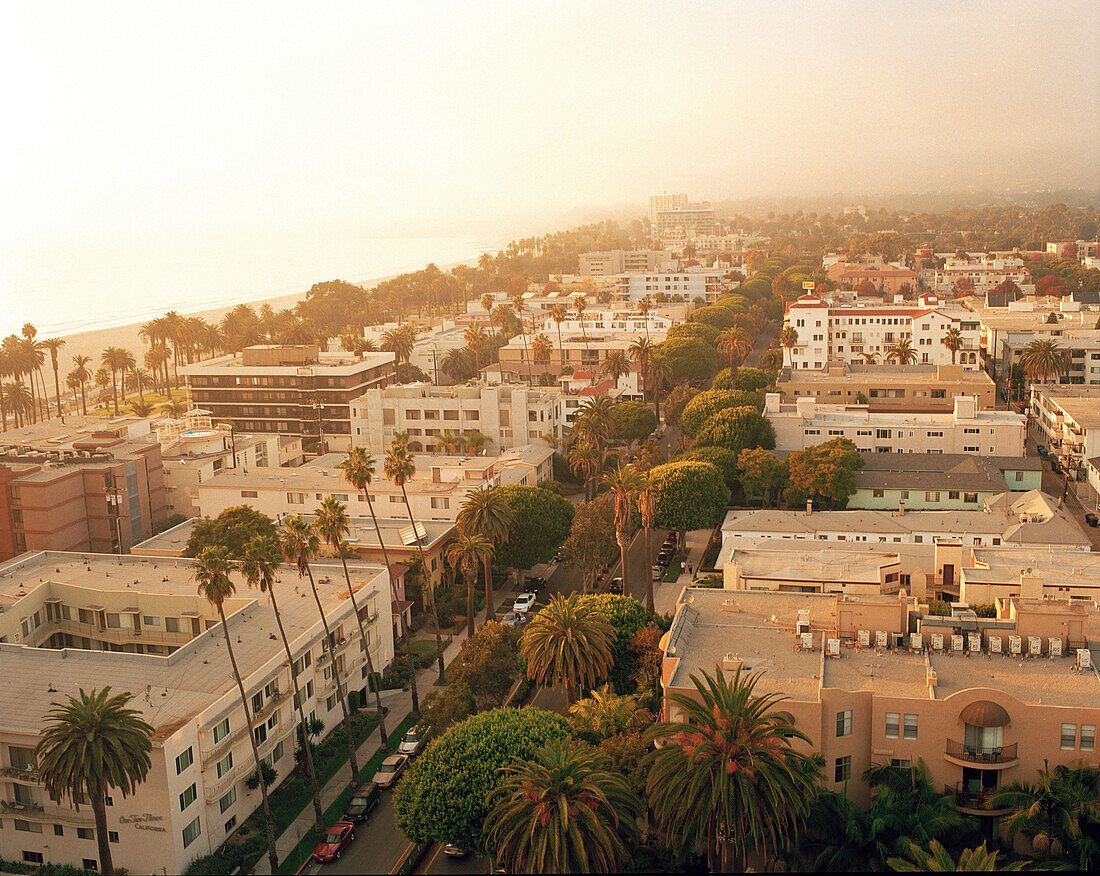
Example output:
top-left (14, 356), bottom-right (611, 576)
top-left (2, 0), bottom-right (1097, 249)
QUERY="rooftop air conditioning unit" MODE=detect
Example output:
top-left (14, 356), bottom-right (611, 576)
top-left (951, 634), bottom-right (964, 653)
top-left (969, 632), bottom-right (982, 653)
top-left (910, 633), bottom-right (923, 651)
top-left (931, 633), bottom-right (944, 651)
top-left (1049, 638), bottom-right (1062, 658)
top-left (826, 638), bottom-right (840, 657)
top-left (799, 632), bottom-right (813, 651)
top-left (989, 636), bottom-right (1002, 654)
top-left (858, 629), bottom-right (870, 647)
top-left (1008, 635), bottom-right (1022, 656)
top-left (875, 630), bottom-right (888, 649)
top-left (1028, 636), bottom-right (1042, 657)
top-left (1076, 649), bottom-right (1092, 670)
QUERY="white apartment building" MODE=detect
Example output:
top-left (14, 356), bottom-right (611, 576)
top-left (162, 431), bottom-right (283, 518)
top-left (578, 250), bottom-right (669, 276)
top-left (648, 193), bottom-right (688, 223)
top-left (351, 383), bottom-right (566, 455)
top-left (934, 257), bottom-right (1033, 295)
top-left (1047, 240), bottom-right (1100, 260)
top-left (195, 446), bottom-right (554, 524)
top-left (614, 270), bottom-right (725, 303)
top-left (0, 551), bottom-right (393, 875)
top-left (534, 308), bottom-right (673, 337)
top-left (763, 393), bottom-right (1026, 455)
top-left (1031, 386), bottom-right (1100, 468)
top-left (784, 294), bottom-right (982, 370)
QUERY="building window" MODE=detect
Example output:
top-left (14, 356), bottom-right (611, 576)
top-left (1062, 724), bottom-right (1077, 750)
top-left (836, 710), bottom-right (852, 737)
top-left (54, 824), bottom-right (64, 836)
top-left (903, 714), bottom-right (918, 739)
top-left (834, 755), bottom-right (851, 783)
top-left (948, 491), bottom-right (959, 500)
top-left (872, 489), bottom-right (884, 498)
top-left (179, 782), bottom-right (197, 812)
top-left (1081, 725), bottom-right (1095, 752)
top-left (81, 861), bottom-right (97, 872)
top-left (224, 815), bottom-right (237, 834)
top-left (885, 712), bottom-right (900, 738)
top-left (175, 746), bottom-right (194, 775)
top-left (182, 816), bottom-right (202, 848)
top-left (241, 490), bottom-right (258, 498)
top-left (216, 752), bottom-right (233, 778)
top-left (925, 492), bottom-right (939, 502)
top-left (964, 492), bottom-right (977, 503)
top-left (219, 787), bottom-right (237, 813)
top-left (891, 759), bottom-right (911, 768)
top-left (22, 853), bottom-right (44, 865)
top-left (15, 820), bottom-right (43, 834)
top-left (108, 831), bottom-right (119, 844)
top-left (77, 827), bottom-right (94, 840)
top-left (213, 717), bottom-right (230, 744)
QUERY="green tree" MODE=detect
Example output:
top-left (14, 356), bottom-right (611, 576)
top-left (645, 668), bottom-right (820, 871)
top-left (193, 547), bottom-right (280, 874)
top-left (1019, 338), bottom-right (1067, 386)
top-left (36, 688), bottom-right (153, 876)
top-left (610, 400), bottom-right (658, 447)
top-left (521, 593), bottom-right (616, 704)
top-left (886, 338), bottom-right (917, 365)
top-left (445, 531), bottom-right (493, 637)
top-left (675, 445), bottom-right (739, 489)
top-left (568, 683), bottom-right (648, 739)
top-left (558, 497), bottom-right (619, 594)
top-left (737, 447), bottom-right (786, 505)
top-left (679, 389), bottom-right (762, 438)
top-left (888, 840), bottom-right (1025, 871)
top-left (636, 469), bottom-right (657, 613)
top-left (942, 327), bottom-right (963, 365)
top-left (584, 593), bottom-right (650, 695)
top-left (735, 366), bottom-right (771, 392)
top-left (784, 437), bottom-right (865, 509)
top-left (603, 463), bottom-right (638, 606)
top-left (456, 487), bottom-right (517, 621)
top-left (183, 505), bottom-right (278, 558)
top-left (662, 384), bottom-right (699, 428)
top-left (486, 739), bottom-right (642, 873)
top-left (657, 336), bottom-right (719, 386)
top-left (695, 405), bottom-right (776, 456)
top-left (493, 484), bottom-right (574, 571)
top-left (447, 620), bottom-right (523, 710)
top-left (667, 321), bottom-right (720, 345)
top-left (649, 460), bottom-right (728, 531)
top-left (394, 708), bottom-right (571, 852)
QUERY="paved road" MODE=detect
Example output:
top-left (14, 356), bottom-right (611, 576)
top-left (418, 843), bottom-right (487, 874)
top-left (1029, 426), bottom-right (1100, 551)
top-left (542, 524), bottom-right (670, 603)
top-left (322, 786), bottom-right (406, 874)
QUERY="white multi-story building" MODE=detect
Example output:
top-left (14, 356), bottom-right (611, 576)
top-left (351, 383), bottom-right (567, 456)
top-left (763, 393), bottom-right (1026, 455)
top-left (934, 257), bottom-right (1033, 296)
top-left (784, 294), bottom-right (982, 370)
top-left (578, 250), bottom-right (670, 276)
top-left (0, 550), bottom-right (393, 875)
top-left (533, 308), bottom-right (673, 337)
top-left (614, 271), bottom-right (725, 304)
top-left (647, 193), bottom-right (688, 224)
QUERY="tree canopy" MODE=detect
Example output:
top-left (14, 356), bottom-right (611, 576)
top-left (656, 336), bottom-right (718, 387)
top-left (494, 485), bottom-right (575, 570)
top-left (680, 389), bottom-right (763, 438)
top-left (694, 405), bottom-right (776, 456)
top-left (584, 594), bottom-right (651, 695)
top-left (784, 438), bottom-right (864, 508)
top-left (610, 400), bottom-right (658, 445)
top-left (676, 445), bottom-right (740, 490)
top-left (183, 505), bottom-right (278, 558)
top-left (558, 498), bottom-right (619, 594)
top-left (649, 460), bottom-right (729, 531)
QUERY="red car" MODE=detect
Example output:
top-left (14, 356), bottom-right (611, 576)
top-left (312, 820), bottom-right (355, 862)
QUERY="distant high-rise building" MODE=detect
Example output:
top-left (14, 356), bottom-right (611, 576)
top-left (647, 192), bottom-right (688, 224)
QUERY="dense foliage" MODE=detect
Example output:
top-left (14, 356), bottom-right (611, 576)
top-left (183, 505), bottom-right (278, 558)
top-left (648, 460), bottom-right (729, 531)
top-left (680, 389), bottom-right (763, 438)
top-left (493, 484), bottom-right (575, 570)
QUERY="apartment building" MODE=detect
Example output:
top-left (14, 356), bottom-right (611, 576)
top-left (182, 345), bottom-right (395, 453)
top-left (532, 308), bottom-right (673, 338)
top-left (195, 446), bottom-right (554, 525)
top-left (774, 363), bottom-right (996, 412)
top-left (578, 250), bottom-right (670, 276)
top-left (653, 203), bottom-right (717, 240)
top-left (720, 489), bottom-right (1092, 552)
top-left (0, 418), bottom-right (167, 560)
top-left (0, 550), bottom-right (393, 874)
top-left (851, 454), bottom-right (1042, 510)
top-left (351, 383), bottom-right (566, 456)
top-left (784, 294), bottom-right (982, 371)
top-left (647, 193), bottom-right (688, 223)
top-left (763, 393), bottom-right (1026, 455)
top-left (661, 588), bottom-right (1099, 811)
top-left (1047, 240), bottom-right (1100, 260)
top-left (1031, 385), bottom-right (1100, 467)
top-left (824, 263), bottom-right (918, 296)
top-left (933, 257), bottom-right (1033, 295)
top-left (614, 271), bottom-right (725, 304)
top-left (495, 332), bottom-right (654, 393)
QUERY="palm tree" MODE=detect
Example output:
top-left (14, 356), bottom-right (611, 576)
top-left (886, 338), bottom-right (917, 365)
top-left (381, 326), bottom-right (415, 368)
top-left (511, 293), bottom-right (534, 385)
top-left (645, 668), bottom-right (820, 871)
top-left (129, 399), bottom-right (154, 417)
top-left (36, 688), bottom-right (153, 876)
top-left (161, 397), bottom-right (189, 418)
top-left (20, 333), bottom-right (46, 422)
top-left (637, 295), bottom-right (653, 340)
top-left (340, 445), bottom-right (420, 715)
top-left (193, 547), bottom-right (280, 874)
top-left (145, 344), bottom-right (172, 399)
top-left (100, 347), bottom-right (135, 414)
top-left (126, 367), bottom-right (152, 404)
top-left (717, 328), bottom-right (753, 371)
top-left (384, 437), bottom-right (446, 682)
top-left (649, 353), bottom-right (672, 422)
top-left (66, 371), bottom-right (83, 412)
top-left (43, 337), bottom-right (65, 420)
top-left (550, 303), bottom-right (568, 374)
top-left (71, 354), bottom-right (91, 415)
top-left (3, 380), bottom-right (33, 428)
top-left (279, 516), bottom-right (361, 785)
top-left (463, 323), bottom-right (488, 376)
top-left (240, 536), bottom-right (326, 834)
top-left (942, 326), bottom-right (963, 365)
top-left (887, 840), bottom-right (1025, 872)
top-left (519, 593), bottom-right (615, 705)
top-left (779, 325), bottom-right (800, 367)
top-left (603, 464), bottom-right (638, 603)
top-left (636, 469), bottom-right (656, 613)
top-left (628, 336), bottom-right (654, 410)
top-left (860, 350), bottom-right (881, 364)
top-left (445, 532), bottom-right (493, 637)
top-left (531, 332), bottom-right (553, 382)
top-left (455, 486), bottom-right (515, 622)
top-left (485, 739), bottom-right (641, 874)
top-left (314, 496), bottom-right (389, 745)
top-left (602, 349), bottom-right (630, 390)
top-left (568, 441), bottom-right (600, 501)
top-left (1020, 339), bottom-right (1067, 387)
top-left (575, 395), bottom-right (615, 464)
top-left (568, 683), bottom-right (647, 739)
top-left (574, 295), bottom-right (591, 357)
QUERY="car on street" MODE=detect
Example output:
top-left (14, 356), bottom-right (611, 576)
top-left (343, 783), bottom-right (381, 823)
top-left (372, 754), bottom-right (409, 788)
top-left (1086, 513), bottom-right (1099, 528)
top-left (656, 550), bottom-right (674, 566)
top-left (607, 577), bottom-right (623, 594)
top-left (501, 610), bottom-right (527, 628)
top-left (312, 821), bottom-right (355, 862)
top-left (652, 565), bottom-right (664, 581)
top-left (443, 844), bottom-right (470, 858)
top-left (397, 729), bottom-right (427, 758)
top-left (512, 592), bottom-right (537, 613)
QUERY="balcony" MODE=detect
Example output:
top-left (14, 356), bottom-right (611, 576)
top-left (0, 799), bottom-right (94, 827)
top-left (0, 766), bottom-right (41, 784)
top-left (945, 784), bottom-right (1013, 816)
top-left (945, 739), bottom-right (1018, 768)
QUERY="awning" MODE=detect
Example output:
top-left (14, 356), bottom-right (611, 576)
top-left (959, 700), bottom-right (1010, 727)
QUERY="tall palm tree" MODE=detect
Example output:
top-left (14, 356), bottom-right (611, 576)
top-left (519, 593), bottom-right (615, 705)
top-left (485, 739), bottom-right (641, 874)
top-left (455, 487), bottom-right (515, 623)
top-left (602, 349), bottom-right (630, 390)
top-left (36, 688), bottom-right (153, 876)
top-left (240, 535), bottom-right (325, 834)
top-left (550, 303), bottom-right (568, 374)
top-left (1020, 338), bottom-right (1067, 387)
top-left (445, 532), bottom-right (493, 637)
top-left (575, 395), bottom-right (615, 465)
top-left (193, 547), bottom-right (280, 874)
top-left (19, 333), bottom-right (46, 422)
top-left (384, 437), bottom-right (446, 682)
top-left (645, 668), bottom-right (820, 871)
top-left (886, 338), bottom-right (917, 365)
top-left (649, 353), bottom-right (672, 422)
top-left (717, 328), bottom-right (753, 371)
top-left (511, 293), bottom-right (533, 385)
top-left (628, 336), bottom-right (654, 410)
top-left (381, 325), bottom-right (415, 368)
top-left (127, 367), bottom-right (152, 404)
top-left (43, 337), bottom-right (65, 420)
top-left (339, 445), bottom-right (420, 715)
top-left (279, 516), bottom-right (361, 785)
top-left (71, 354), bottom-right (91, 415)
top-left (144, 344), bottom-right (172, 399)
top-left (574, 294), bottom-right (591, 357)
top-left (531, 332), bottom-right (553, 382)
top-left (636, 470), bottom-right (656, 613)
top-left (314, 496), bottom-right (389, 745)
top-left (100, 347), bottom-right (135, 415)
top-left (942, 326), bottom-right (963, 365)
top-left (603, 464), bottom-right (638, 603)
top-left (779, 326), bottom-right (800, 367)
top-left (3, 380), bottom-right (33, 428)
top-left (568, 441), bottom-right (600, 501)
top-left (637, 295), bottom-right (653, 340)
top-left (66, 371), bottom-right (83, 413)
top-left (463, 323), bottom-right (488, 376)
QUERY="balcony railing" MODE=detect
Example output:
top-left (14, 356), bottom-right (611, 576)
top-left (946, 784), bottom-right (1012, 814)
top-left (945, 739), bottom-right (1017, 764)
top-left (0, 766), bottom-right (40, 783)
top-left (0, 799), bottom-right (94, 826)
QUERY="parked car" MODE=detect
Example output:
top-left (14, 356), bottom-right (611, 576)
top-left (512, 592), bottom-right (537, 613)
top-left (372, 754), bottom-right (409, 788)
top-left (652, 565), bottom-right (664, 581)
top-left (525, 576), bottom-right (547, 592)
top-left (656, 550), bottom-right (674, 565)
top-left (443, 844), bottom-right (470, 859)
top-left (312, 821), bottom-right (355, 862)
top-left (343, 783), bottom-right (381, 823)
top-left (607, 577), bottom-right (623, 595)
top-left (666, 530), bottom-right (680, 544)
top-left (1086, 513), bottom-right (1099, 528)
top-left (501, 611), bottom-right (527, 628)
top-left (397, 729), bottom-right (427, 758)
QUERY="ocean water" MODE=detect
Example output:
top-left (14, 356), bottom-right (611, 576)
top-left (0, 229), bottom-right (501, 339)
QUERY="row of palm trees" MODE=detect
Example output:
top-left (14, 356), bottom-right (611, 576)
top-left (776, 325), bottom-right (971, 367)
top-left (1, 324), bottom-right (66, 428)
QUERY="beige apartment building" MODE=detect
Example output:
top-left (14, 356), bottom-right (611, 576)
top-left (1031, 385), bottom-right (1100, 468)
top-left (578, 250), bottom-right (670, 276)
top-left (661, 588), bottom-right (1100, 812)
top-left (774, 363), bottom-right (996, 412)
top-left (0, 551), bottom-right (394, 874)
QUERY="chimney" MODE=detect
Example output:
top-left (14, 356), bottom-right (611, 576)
top-left (806, 498), bottom-right (813, 515)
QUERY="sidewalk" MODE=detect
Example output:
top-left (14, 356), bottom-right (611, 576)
top-left (653, 528), bottom-right (710, 616)
top-left (256, 610), bottom-right (484, 875)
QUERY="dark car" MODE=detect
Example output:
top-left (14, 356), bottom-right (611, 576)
top-left (607, 577), bottom-right (623, 595)
top-left (1086, 513), bottom-right (1099, 528)
top-left (343, 783), bottom-right (381, 823)
top-left (312, 821), bottom-right (355, 862)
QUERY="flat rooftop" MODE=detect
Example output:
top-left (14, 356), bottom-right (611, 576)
top-left (1040, 388), bottom-right (1100, 429)
top-left (780, 364), bottom-right (994, 385)
top-left (767, 402), bottom-right (1024, 426)
top-left (182, 350), bottom-right (395, 376)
